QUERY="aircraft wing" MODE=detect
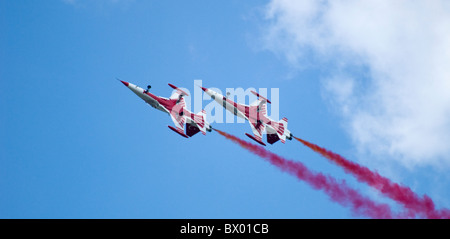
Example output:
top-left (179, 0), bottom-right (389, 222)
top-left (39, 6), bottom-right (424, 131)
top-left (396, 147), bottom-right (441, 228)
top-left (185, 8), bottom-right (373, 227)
top-left (168, 83), bottom-right (189, 102)
top-left (170, 111), bottom-right (185, 130)
top-left (246, 117), bottom-right (266, 146)
top-left (168, 111), bottom-right (188, 138)
top-left (250, 90), bottom-right (272, 104)
top-left (250, 98), bottom-right (268, 120)
top-left (167, 96), bottom-right (188, 138)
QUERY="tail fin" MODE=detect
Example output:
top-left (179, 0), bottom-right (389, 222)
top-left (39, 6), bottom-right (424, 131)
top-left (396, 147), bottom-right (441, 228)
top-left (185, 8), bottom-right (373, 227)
top-left (281, 117), bottom-right (288, 127)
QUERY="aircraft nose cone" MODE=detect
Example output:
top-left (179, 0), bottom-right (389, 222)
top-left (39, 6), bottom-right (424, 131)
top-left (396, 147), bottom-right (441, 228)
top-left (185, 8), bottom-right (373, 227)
top-left (120, 80), bottom-right (129, 87)
top-left (201, 86), bottom-right (208, 92)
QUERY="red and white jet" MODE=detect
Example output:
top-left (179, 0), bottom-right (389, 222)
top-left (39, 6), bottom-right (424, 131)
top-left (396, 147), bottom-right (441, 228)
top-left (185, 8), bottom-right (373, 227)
top-left (200, 86), bottom-right (293, 146)
top-left (120, 80), bottom-right (211, 138)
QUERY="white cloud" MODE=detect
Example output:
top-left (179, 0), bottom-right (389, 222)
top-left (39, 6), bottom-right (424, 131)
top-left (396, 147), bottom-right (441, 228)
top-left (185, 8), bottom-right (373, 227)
top-left (262, 0), bottom-right (450, 166)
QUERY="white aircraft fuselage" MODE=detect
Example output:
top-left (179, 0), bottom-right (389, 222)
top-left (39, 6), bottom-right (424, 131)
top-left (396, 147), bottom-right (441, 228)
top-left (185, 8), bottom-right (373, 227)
top-left (201, 86), bottom-right (292, 145)
top-left (120, 80), bottom-right (211, 138)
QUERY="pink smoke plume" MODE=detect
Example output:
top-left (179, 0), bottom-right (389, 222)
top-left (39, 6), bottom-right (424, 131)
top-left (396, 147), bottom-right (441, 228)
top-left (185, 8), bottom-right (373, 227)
top-left (294, 136), bottom-right (450, 219)
top-left (214, 129), bottom-right (406, 219)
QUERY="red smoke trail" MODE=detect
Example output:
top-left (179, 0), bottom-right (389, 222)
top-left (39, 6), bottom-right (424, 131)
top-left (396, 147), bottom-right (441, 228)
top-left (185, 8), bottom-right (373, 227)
top-left (214, 129), bottom-right (401, 219)
top-left (294, 137), bottom-right (450, 219)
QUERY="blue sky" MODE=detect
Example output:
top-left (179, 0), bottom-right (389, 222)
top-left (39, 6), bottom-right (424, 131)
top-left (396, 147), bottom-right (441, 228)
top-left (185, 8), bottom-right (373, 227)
top-left (1, 0), bottom-right (449, 218)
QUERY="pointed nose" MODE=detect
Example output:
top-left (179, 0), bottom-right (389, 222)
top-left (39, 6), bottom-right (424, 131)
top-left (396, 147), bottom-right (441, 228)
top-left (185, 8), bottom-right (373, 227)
top-left (195, 84), bottom-right (208, 92)
top-left (120, 80), bottom-right (129, 87)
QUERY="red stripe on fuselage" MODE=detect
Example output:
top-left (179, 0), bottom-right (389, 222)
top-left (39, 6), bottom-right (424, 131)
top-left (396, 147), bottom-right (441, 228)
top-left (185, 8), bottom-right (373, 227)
top-left (143, 91), bottom-right (178, 112)
top-left (223, 98), bottom-right (284, 133)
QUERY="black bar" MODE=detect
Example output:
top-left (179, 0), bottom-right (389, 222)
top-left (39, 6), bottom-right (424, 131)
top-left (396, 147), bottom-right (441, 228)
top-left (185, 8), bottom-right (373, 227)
top-left (0, 219), bottom-right (447, 238)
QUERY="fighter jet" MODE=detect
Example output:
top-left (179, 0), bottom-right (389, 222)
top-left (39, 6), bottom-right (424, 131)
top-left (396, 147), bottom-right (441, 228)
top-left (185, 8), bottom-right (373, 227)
top-left (200, 86), bottom-right (293, 146)
top-left (120, 80), bottom-right (212, 138)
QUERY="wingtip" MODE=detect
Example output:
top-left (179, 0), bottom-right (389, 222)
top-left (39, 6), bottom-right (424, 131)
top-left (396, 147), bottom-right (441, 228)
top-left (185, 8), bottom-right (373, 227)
top-left (168, 125), bottom-right (189, 138)
top-left (245, 133), bottom-right (267, 146)
top-left (169, 83), bottom-right (190, 96)
top-left (251, 90), bottom-right (271, 104)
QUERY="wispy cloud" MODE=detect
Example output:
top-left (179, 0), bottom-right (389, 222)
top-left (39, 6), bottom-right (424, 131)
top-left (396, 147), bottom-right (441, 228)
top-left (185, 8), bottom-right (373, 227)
top-left (261, 0), bottom-right (450, 167)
